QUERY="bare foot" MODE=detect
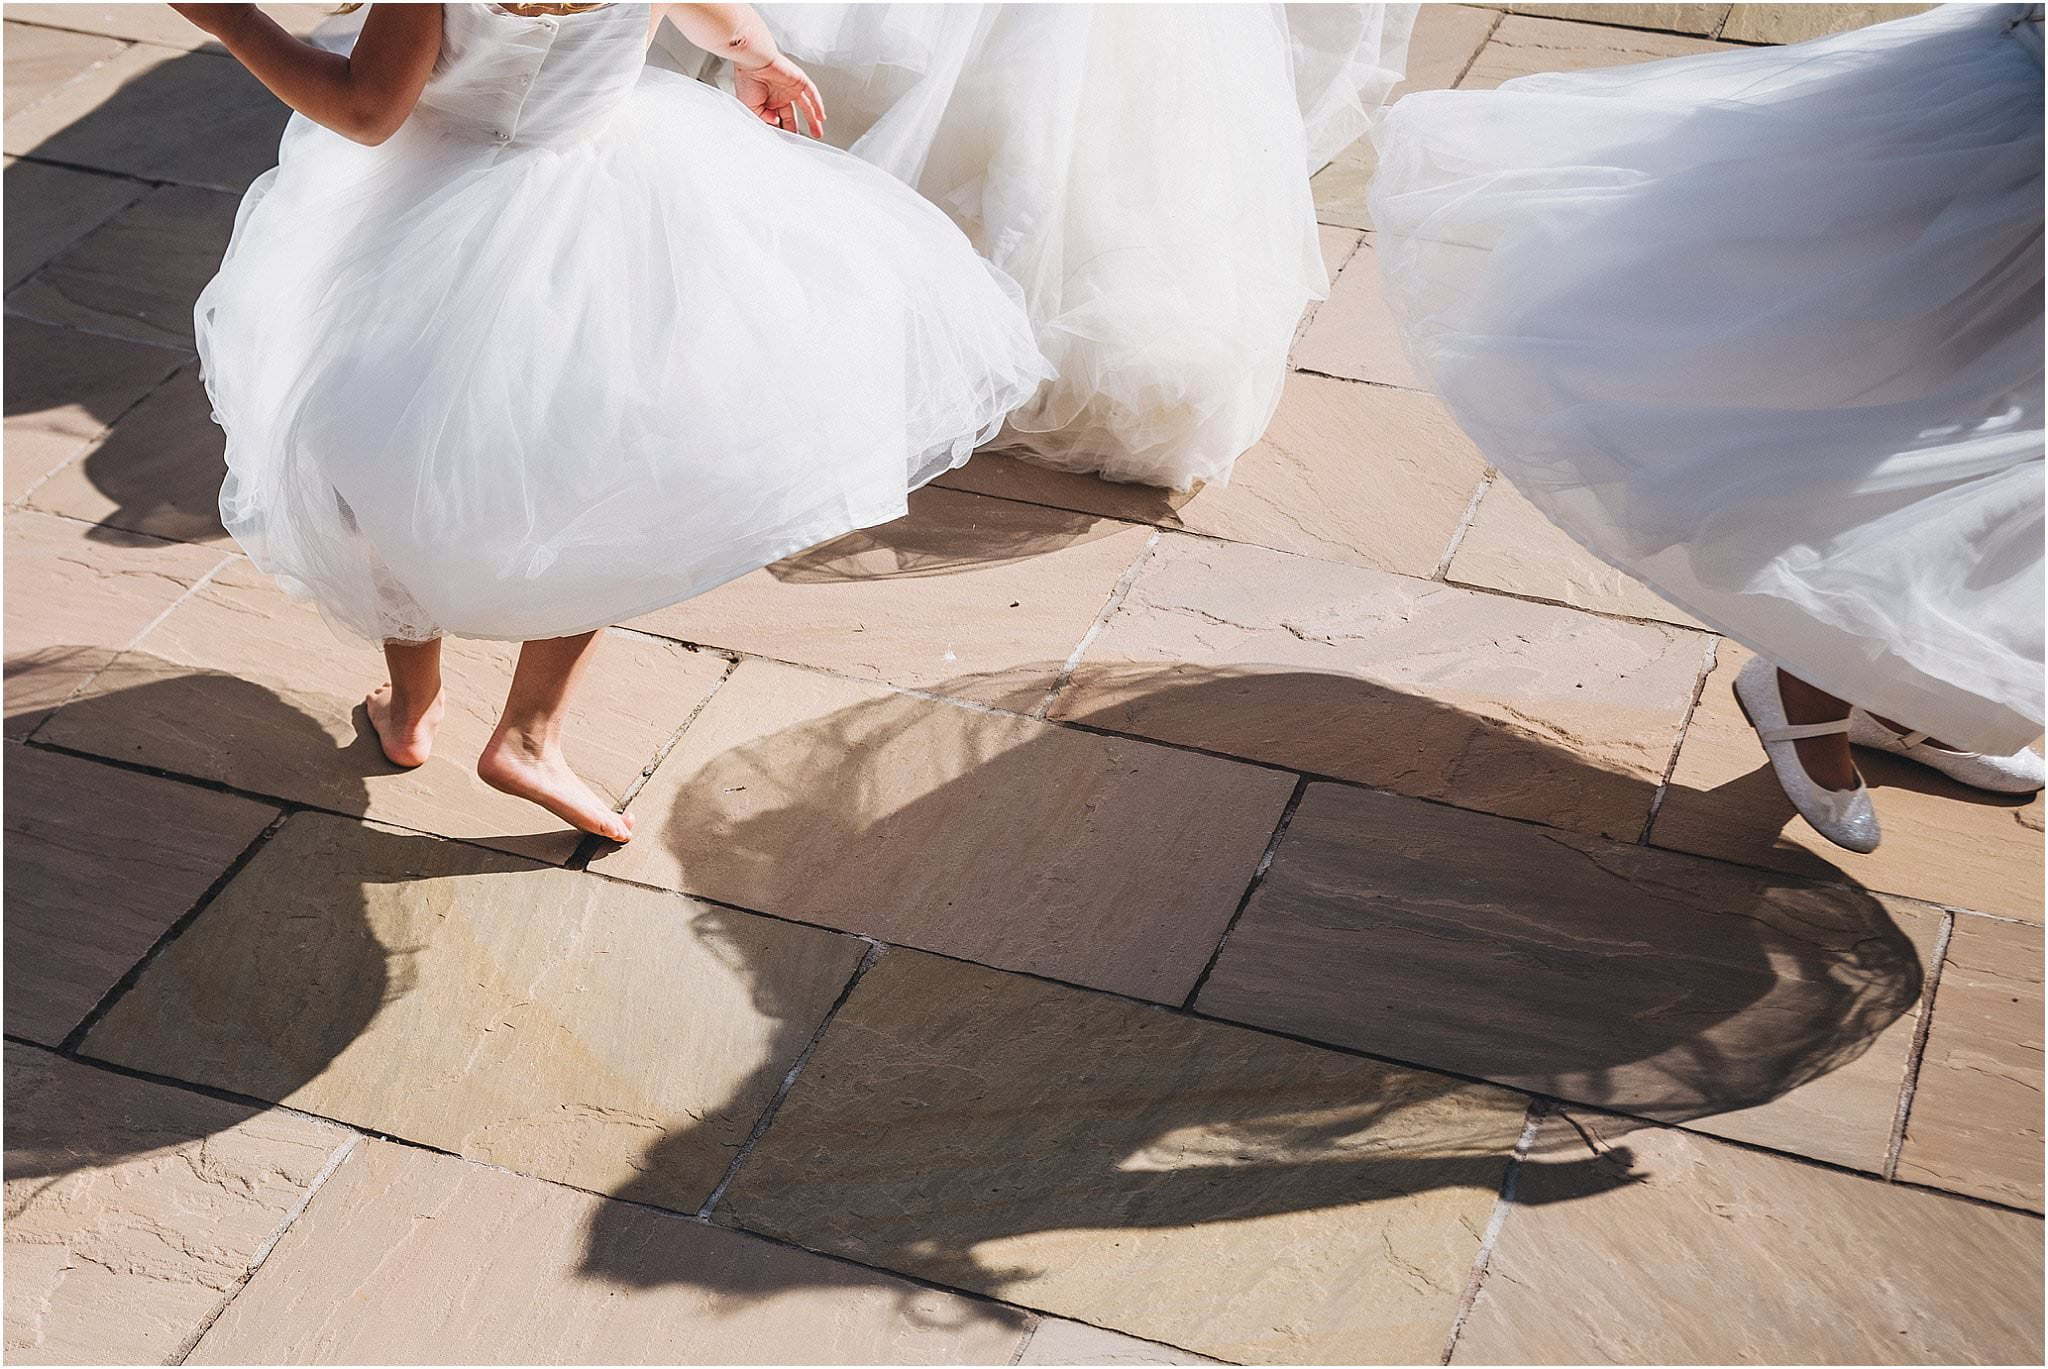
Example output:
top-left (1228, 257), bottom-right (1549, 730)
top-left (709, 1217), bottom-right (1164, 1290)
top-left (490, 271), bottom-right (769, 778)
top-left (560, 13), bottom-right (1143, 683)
top-left (477, 730), bottom-right (634, 844)
top-left (364, 683), bottom-right (445, 768)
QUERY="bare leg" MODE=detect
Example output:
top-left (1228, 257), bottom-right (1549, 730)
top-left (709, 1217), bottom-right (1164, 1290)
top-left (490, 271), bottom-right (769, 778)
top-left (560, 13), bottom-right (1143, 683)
top-left (477, 631), bottom-right (634, 844)
top-left (1776, 669), bottom-right (1858, 791)
top-left (366, 638), bottom-right (447, 768)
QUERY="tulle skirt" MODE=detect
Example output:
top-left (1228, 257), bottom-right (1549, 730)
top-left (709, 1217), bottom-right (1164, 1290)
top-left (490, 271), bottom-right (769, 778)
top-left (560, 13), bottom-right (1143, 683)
top-left (1371, 4), bottom-right (2044, 754)
top-left (661, 4), bottom-right (1416, 491)
top-left (197, 67), bottom-right (1050, 643)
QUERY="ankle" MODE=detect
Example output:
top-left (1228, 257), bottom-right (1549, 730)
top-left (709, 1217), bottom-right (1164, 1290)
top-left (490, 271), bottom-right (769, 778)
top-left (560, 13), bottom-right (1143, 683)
top-left (487, 720), bottom-right (561, 759)
top-left (388, 680), bottom-right (442, 719)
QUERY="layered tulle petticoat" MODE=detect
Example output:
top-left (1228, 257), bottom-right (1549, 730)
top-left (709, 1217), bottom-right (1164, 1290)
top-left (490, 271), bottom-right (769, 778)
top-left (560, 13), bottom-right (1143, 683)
top-left (660, 4), bottom-right (1416, 491)
top-left (1371, 3), bottom-right (2044, 754)
top-left (197, 2), bottom-right (1049, 642)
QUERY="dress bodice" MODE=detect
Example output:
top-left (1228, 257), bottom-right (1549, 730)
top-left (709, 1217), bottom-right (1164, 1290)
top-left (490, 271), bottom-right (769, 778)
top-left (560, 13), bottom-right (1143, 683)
top-left (412, 3), bottom-right (651, 147)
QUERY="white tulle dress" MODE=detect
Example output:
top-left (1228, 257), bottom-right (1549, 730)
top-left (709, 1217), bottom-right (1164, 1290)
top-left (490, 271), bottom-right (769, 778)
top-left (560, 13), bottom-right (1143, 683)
top-left (196, 2), bottom-right (1049, 643)
top-left (1371, 3), bottom-right (2044, 755)
top-left (658, 4), bottom-right (1416, 491)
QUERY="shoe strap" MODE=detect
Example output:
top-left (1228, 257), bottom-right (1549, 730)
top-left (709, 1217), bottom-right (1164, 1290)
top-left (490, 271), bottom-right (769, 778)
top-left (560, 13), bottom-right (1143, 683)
top-left (1896, 729), bottom-right (1931, 747)
top-left (1758, 718), bottom-right (1852, 742)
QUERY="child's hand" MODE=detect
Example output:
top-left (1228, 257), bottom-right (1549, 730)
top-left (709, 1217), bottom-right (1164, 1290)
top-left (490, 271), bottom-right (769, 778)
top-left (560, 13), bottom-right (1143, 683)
top-left (169, 3), bottom-right (255, 39)
top-left (734, 53), bottom-right (825, 136)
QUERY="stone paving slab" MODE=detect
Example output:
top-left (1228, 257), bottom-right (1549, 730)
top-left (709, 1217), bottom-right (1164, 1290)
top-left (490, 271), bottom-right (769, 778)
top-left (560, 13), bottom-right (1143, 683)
top-left (1283, 222), bottom-right (1364, 350)
top-left (5, 743), bottom-right (275, 1046)
top-left (632, 487), bottom-right (1153, 709)
top-left (2, 157), bottom-right (145, 290)
top-left (5, 181), bottom-right (237, 352)
top-left (4, 4), bottom-right (332, 50)
top-left (187, 1138), bottom-right (1030, 1366)
top-left (1289, 240), bottom-right (1422, 390)
top-left (1457, 13), bottom-right (1732, 88)
top-left (944, 373), bottom-right (1488, 581)
top-left (1652, 644), bottom-right (2045, 920)
top-left (37, 558), bottom-right (726, 861)
top-left (4, 41), bottom-right (287, 191)
top-left (1052, 532), bottom-right (1705, 840)
top-left (1456, 1110), bottom-right (2045, 1364)
top-left (28, 361), bottom-right (228, 543)
top-left (4, 317), bottom-right (182, 506)
top-left (3, 316), bottom-right (182, 505)
top-left (1896, 915), bottom-right (2045, 1211)
top-left (4, 7), bottom-right (2038, 1363)
top-left (720, 949), bottom-right (1531, 1366)
top-left (4, 1043), bottom-right (354, 1367)
top-left (1311, 5), bottom-right (1501, 231)
top-left (1292, 222), bottom-right (1365, 346)
top-left (935, 450), bottom-right (1187, 529)
top-left (1, 19), bottom-right (125, 118)
top-left (1198, 783), bottom-right (1936, 1173)
top-left (84, 810), bottom-right (866, 1216)
top-left (1720, 2), bottom-right (1932, 43)
top-left (598, 658), bottom-right (1294, 1004)
top-left (1446, 474), bottom-right (1704, 628)
top-left (1018, 1320), bottom-right (1218, 1366)
top-left (4, 508), bottom-right (228, 736)
top-left (1499, 3), bottom-right (1731, 36)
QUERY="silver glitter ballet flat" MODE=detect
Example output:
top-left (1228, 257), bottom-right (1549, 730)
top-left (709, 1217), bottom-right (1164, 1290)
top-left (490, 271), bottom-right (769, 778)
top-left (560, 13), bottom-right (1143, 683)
top-left (1733, 656), bottom-right (1882, 854)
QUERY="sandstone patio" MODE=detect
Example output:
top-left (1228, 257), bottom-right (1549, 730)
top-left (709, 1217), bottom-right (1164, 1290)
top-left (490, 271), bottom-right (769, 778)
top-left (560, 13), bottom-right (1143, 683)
top-left (4, 3), bottom-right (2042, 1364)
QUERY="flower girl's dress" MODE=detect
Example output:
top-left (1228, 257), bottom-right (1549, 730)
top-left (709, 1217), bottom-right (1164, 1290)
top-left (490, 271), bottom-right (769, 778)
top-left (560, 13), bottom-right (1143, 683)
top-left (1371, 3), bottom-right (2043, 754)
top-left (197, 2), bottom-right (1049, 643)
top-left (659, 4), bottom-right (1417, 491)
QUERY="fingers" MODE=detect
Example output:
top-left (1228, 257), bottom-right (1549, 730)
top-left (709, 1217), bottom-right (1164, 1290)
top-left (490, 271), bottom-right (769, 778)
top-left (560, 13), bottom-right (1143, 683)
top-left (798, 77), bottom-right (826, 137)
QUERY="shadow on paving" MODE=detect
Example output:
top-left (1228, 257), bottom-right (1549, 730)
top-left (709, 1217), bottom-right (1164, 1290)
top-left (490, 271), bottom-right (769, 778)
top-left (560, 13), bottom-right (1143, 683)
top-left (8, 656), bottom-right (1924, 1324)
top-left (6, 38), bottom-right (282, 539)
top-left (1, 34), bottom-right (1947, 1322)
top-left (578, 661), bottom-right (1925, 1309)
top-left (2, 668), bottom-right (527, 1181)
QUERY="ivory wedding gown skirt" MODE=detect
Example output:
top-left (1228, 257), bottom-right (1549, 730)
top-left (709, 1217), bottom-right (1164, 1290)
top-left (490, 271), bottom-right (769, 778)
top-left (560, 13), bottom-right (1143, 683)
top-left (660, 4), bottom-right (1417, 491)
top-left (197, 1), bottom-right (1049, 642)
top-left (1371, 3), bottom-right (2044, 754)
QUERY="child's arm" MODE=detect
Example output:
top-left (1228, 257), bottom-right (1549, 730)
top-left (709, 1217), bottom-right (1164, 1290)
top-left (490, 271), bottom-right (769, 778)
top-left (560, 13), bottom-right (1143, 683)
top-left (168, 4), bottom-right (442, 146)
top-left (659, 3), bottom-right (824, 135)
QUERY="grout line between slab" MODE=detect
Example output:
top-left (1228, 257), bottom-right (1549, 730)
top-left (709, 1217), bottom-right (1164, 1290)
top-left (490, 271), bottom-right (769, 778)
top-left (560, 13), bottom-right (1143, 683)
top-left (1291, 229), bottom-right (1368, 343)
top-left (23, 612), bottom-right (1987, 938)
top-left (696, 941), bottom-right (887, 1220)
top-left (1288, 364), bottom-right (1427, 396)
top-left (569, 648), bottom-right (742, 869)
top-left (1033, 526), bottom-right (1162, 720)
top-left (1640, 632), bottom-right (1721, 844)
top-left (0, 297), bottom-right (204, 359)
top-left (2, 33), bottom-right (141, 126)
top-left (1944, 905), bottom-right (2045, 928)
top-left (1449, 10), bottom-right (1506, 90)
top-left (1430, 470), bottom-right (1494, 581)
top-left (172, 1130), bottom-right (363, 1365)
top-left (1, 150), bottom-right (164, 187)
top-left (1440, 1097), bottom-right (1542, 1365)
top-left (1884, 909), bottom-right (1957, 1181)
top-left (1006, 1315), bottom-right (1042, 1366)
top-left (19, 541), bottom-right (238, 742)
top-left (4, 1036), bottom-right (1087, 1344)
top-left (17, 736), bottom-right (579, 867)
top-left (56, 806), bottom-right (293, 1053)
top-left (1181, 774), bottom-right (1311, 1011)
top-left (10, 349), bottom-right (186, 508)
